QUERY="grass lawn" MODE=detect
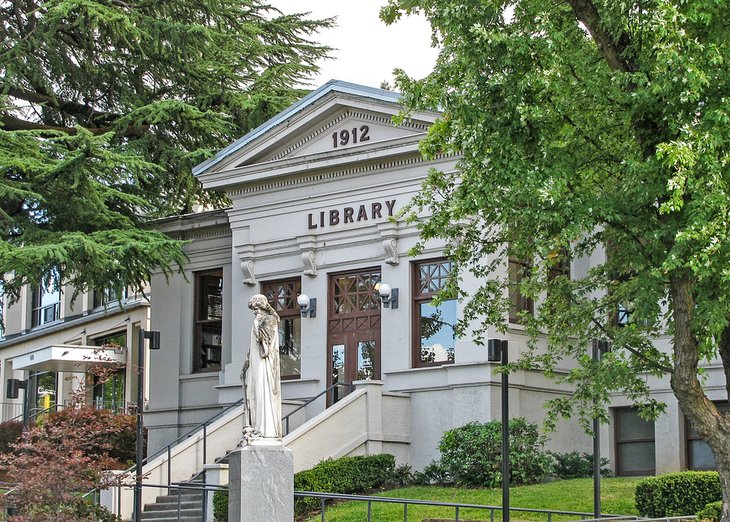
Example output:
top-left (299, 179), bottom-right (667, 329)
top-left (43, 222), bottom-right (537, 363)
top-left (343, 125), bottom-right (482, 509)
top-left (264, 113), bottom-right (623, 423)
top-left (305, 477), bottom-right (641, 522)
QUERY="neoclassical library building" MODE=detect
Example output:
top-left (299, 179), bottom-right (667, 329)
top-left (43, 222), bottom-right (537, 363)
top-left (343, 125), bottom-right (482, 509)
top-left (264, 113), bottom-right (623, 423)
top-left (0, 82), bottom-right (726, 487)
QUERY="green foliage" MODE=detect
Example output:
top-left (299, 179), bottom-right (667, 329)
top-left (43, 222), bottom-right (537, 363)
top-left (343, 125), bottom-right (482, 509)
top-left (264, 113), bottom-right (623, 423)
top-left (635, 471), bottom-right (722, 517)
top-left (381, 0), bottom-right (730, 504)
top-left (213, 489), bottom-right (228, 522)
top-left (0, 420), bottom-right (22, 454)
top-left (549, 451), bottom-right (610, 480)
top-left (412, 460), bottom-right (452, 486)
top-left (697, 501), bottom-right (723, 522)
top-left (436, 418), bottom-right (553, 488)
top-left (0, 1), bottom-right (333, 297)
top-left (295, 454), bottom-right (396, 514)
top-left (390, 464), bottom-right (416, 487)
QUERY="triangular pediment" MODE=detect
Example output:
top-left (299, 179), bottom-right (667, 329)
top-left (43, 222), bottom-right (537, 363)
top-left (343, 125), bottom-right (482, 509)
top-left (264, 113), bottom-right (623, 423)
top-left (194, 81), bottom-right (439, 188)
top-left (252, 108), bottom-right (428, 164)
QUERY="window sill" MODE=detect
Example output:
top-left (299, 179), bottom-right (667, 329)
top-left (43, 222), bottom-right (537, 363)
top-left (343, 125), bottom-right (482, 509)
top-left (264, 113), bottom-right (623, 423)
top-left (183, 370), bottom-right (221, 379)
top-left (30, 319), bottom-right (63, 332)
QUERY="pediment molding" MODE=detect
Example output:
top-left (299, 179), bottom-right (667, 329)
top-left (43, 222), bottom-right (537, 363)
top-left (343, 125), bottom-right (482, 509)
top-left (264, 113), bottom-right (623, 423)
top-left (226, 152), bottom-right (442, 198)
top-left (257, 109), bottom-right (429, 165)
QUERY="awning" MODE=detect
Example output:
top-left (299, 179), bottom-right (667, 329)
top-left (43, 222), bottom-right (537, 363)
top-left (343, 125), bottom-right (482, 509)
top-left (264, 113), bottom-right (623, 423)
top-left (12, 344), bottom-right (127, 372)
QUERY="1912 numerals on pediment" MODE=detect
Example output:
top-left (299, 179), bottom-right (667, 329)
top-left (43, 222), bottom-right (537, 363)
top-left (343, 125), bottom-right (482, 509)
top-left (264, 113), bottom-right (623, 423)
top-left (331, 125), bottom-right (370, 148)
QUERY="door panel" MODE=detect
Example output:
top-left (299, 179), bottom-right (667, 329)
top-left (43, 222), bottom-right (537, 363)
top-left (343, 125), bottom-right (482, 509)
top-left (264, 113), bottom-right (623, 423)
top-left (327, 268), bottom-right (381, 404)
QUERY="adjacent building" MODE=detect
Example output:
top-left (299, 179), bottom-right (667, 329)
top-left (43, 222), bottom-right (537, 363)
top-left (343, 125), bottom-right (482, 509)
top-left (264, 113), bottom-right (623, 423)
top-left (0, 278), bottom-right (148, 422)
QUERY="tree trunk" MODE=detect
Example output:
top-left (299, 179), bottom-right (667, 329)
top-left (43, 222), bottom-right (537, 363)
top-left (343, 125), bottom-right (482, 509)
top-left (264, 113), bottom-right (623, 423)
top-left (670, 274), bottom-right (730, 521)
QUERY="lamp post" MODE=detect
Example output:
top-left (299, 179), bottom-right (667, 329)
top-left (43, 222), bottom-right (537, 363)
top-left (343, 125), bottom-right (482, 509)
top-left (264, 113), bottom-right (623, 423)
top-left (134, 328), bottom-right (160, 522)
top-left (591, 339), bottom-right (610, 519)
top-left (488, 338), bottom-right (509, 522)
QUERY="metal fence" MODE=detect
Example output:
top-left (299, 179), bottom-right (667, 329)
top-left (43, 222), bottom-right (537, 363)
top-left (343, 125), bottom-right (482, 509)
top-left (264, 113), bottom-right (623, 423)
top-left (293, 491), bottom-right (632, 522)
top-left (3, 483), bottom-right (704, 522)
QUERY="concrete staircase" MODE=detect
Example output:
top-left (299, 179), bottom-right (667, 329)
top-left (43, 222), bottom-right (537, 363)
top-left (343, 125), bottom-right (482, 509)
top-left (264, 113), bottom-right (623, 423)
top-left (102, 381), bottom-right (410, 519)
top-left (139, 484), bottom-right (205, 522)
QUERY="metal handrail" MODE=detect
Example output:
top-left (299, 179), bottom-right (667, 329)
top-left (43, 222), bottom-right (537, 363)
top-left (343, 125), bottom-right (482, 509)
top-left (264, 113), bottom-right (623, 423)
top-left (5, 404), bottom-right (62, 425)
top-left (124, 398), bottom-right (244, 476)
top-left (121, 382), bottom-right (353, 492)
top-left (282, 382), bottom-right (355, 435)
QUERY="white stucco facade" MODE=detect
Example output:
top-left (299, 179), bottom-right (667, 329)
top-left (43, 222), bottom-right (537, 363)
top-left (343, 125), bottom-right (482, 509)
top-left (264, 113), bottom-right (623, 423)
top-left (142, 81), bottom-right (595, 472)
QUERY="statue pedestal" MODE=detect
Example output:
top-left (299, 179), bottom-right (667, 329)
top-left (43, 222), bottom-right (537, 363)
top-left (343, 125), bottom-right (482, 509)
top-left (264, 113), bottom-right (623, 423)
top-left (228, 440), bottom-right (294, 522)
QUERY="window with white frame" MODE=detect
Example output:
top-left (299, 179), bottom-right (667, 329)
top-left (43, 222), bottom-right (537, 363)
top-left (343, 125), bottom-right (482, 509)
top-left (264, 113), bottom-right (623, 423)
top-left (31, 270), bottom-right (61, 327)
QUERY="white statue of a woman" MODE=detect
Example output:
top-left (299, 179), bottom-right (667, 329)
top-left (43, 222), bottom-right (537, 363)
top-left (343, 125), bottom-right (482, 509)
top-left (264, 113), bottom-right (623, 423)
top-left (242, 294), bottom-right (282, 440)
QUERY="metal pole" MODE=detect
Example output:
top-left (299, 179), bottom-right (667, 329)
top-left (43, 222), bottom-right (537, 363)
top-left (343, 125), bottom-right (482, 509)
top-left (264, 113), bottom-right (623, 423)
top-left (22, 380), bottom-right (30, 429)
top-left (134, 328), bottom-right (145, 522)
top-left (592, 342), bottom-right (601, 519)
top-left (501, 340), bottom-right (509, 522)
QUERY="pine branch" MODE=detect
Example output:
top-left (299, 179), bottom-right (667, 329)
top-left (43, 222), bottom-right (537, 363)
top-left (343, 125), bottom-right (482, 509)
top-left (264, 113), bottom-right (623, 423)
top-left (4, 87), bottom-right (119, 125)
top-left (1, 114), bottom-right (149, 137)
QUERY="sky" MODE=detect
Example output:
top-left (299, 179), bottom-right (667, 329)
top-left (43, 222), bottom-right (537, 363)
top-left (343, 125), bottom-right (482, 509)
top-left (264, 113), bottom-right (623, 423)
top-left (271, 1), bottom-right (439, 89)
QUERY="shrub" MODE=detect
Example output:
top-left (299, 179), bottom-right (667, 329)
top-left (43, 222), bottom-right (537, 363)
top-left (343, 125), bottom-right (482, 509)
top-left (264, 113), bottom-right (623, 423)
top-left (697, 501), bottom-right (723, 522)
top-left (390, 464), bottom-right (415, 487)
top-left (213, 489), bottom-right (228, 522)
top-left (39, 407), bottom-right (137, 467)
top-left (212, 453), bottom-right (397, 520)
top-left (550, 451), bottom-right (610, 479)
top-left (295, 454), bottom-right (396, 514)
top-left (0, 421), bottom-right (23, 454)
top-left (437, 418), bottom-right (553, 487)
top-left (635, 471), bottom-right (722, 517)
top-left (412, 460), bottom-right (451, 485)
top-left (0, 407), bottom-right (135, 521)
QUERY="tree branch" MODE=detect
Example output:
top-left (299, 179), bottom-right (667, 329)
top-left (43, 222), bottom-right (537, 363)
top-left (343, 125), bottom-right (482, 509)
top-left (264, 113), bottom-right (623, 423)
top-left (564, 0), bottom-right (635, 73)
top-left (1, 113), bottom-right (149, 137)
top-left (590, 317), bottom-right (673, 373)
top-left (5, 86), bottom-right (120, 125)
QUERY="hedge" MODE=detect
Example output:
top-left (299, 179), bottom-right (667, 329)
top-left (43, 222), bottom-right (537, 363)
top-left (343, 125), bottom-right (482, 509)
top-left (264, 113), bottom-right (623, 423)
top-left (635, 471), bottom-right (722, 517)
top-left (212, 453), bottom-right (396, 521)
top-left (697, 501), bottom-right (723, 522)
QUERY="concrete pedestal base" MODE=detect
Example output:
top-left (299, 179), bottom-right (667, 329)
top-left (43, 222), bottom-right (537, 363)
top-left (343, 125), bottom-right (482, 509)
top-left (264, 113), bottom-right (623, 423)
top-left (228, 441), bottom-right (294, 522)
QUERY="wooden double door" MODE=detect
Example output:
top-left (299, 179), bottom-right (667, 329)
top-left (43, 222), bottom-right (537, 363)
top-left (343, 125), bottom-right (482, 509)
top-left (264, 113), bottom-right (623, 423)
top-left (327, 268), bottom-right (381, 404)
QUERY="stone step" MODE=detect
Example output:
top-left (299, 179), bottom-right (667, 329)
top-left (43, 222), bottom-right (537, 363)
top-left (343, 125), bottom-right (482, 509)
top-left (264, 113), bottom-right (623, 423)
top-left (139, 508), bottom-right (203, 521)
top-left (145, 500), bottom-right (203, 511)
top-left (141, 514), bottom-right (203, 522)
top-left (154, 493), bottom-right (204, 504)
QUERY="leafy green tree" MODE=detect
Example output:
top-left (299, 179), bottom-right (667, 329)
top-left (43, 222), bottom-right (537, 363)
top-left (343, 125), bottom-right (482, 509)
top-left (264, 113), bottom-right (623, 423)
top-left (382, 0), bottom-right (730, 517)
top-left (0, 0), bottom-right (332, 300)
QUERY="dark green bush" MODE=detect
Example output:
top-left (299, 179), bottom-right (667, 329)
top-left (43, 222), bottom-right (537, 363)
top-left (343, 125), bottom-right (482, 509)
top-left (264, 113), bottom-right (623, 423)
top-left (437, 418), bottom-right (553, 487)
top-left (635, 471), bottom-right (722, 517)
top-left (390, 464), bottom-right (415, 487)
top-left (697, 501), bottom-right (723, 522)
top-left (212, 453), bottom-right (397, 520)
top-left (550, 451), bottom-right (610, 479)
top-left (213, 489), bottom-right (228, 522)
top-left (294, 454), bottom-right (396, 514)
top-left (412, 460), bottom-right (451, 485)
